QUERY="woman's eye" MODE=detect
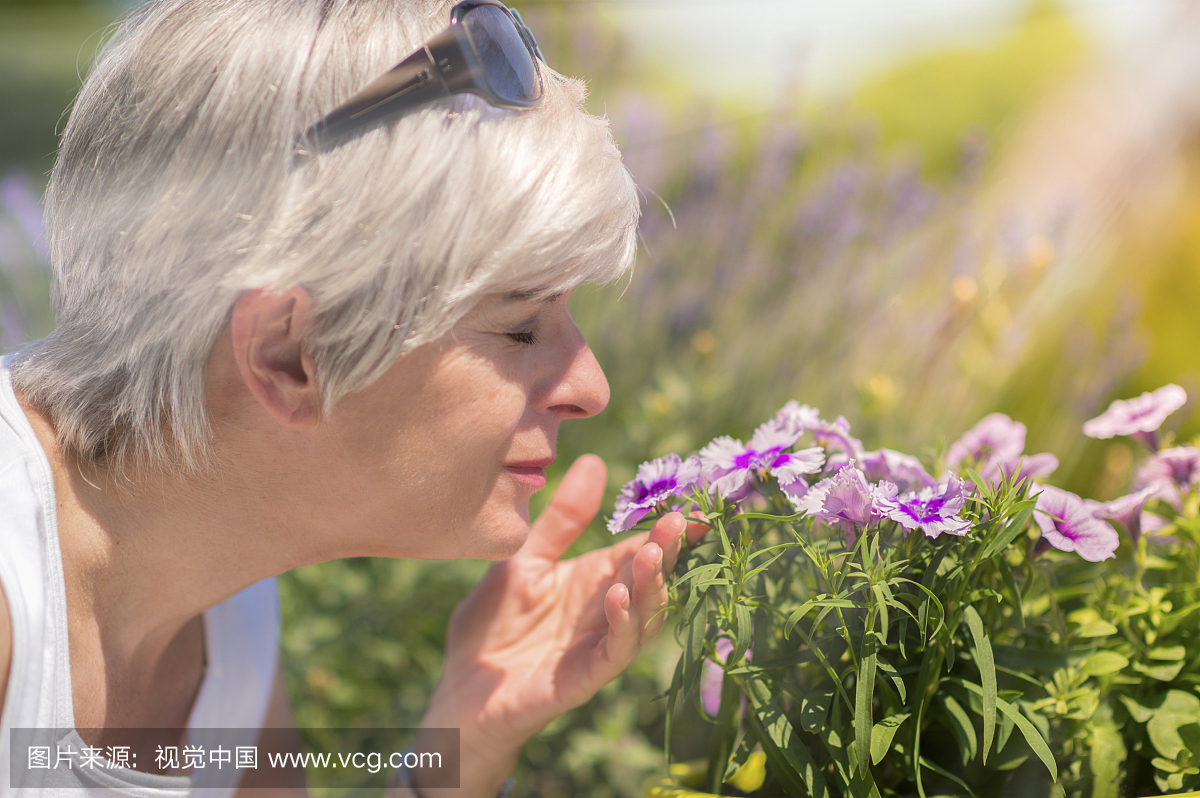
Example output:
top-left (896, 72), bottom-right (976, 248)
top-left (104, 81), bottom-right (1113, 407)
top-left (507, 330), bottom-right (539, 346)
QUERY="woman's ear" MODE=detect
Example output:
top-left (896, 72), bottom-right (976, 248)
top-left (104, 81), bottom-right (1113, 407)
top-left (229, 287), bottom-right (320, 427)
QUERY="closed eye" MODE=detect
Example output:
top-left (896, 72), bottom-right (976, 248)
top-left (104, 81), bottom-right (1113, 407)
top-left (507, 330), bottom-right (539, 346)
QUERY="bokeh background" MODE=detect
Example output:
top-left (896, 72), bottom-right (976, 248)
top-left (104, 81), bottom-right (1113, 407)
top-left (4, 0), bottom-right (1200, 794)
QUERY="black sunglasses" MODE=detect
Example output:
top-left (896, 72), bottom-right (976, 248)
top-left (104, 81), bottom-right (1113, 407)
top-left (302, 0), bottom-right (544, 147)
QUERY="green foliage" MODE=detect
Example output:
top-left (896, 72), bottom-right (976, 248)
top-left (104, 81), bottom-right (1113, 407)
top-left (853, 0), bottom-right (1088, 177)
top-left (655, 443), bottom-right (1200, 797)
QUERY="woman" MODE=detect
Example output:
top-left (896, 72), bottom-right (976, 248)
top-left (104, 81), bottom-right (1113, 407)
top-left (0, 0), bottom-right (697, 794)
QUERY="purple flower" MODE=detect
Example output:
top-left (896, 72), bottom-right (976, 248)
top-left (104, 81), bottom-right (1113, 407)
top-left (608, 454), bottom-right (702, 533)
top-left (1033, 485), bottom-right (1120, 562)
top-left (699, 414), bottom-right (824, 499)
top-left (1093, 484), bottom-right (1171, 544)
top-left (1083, 385), bottom-right (1186, 448)
top-left (1133, 446), bottom-right (1200, 496)
top-left (860, 448), bottom-right (936, 493)
top-left (878, 474), bottom-right (972, 539)
top-left (700, 637), bottom-right (748, 717)
top-left (946, 413), bottom-right (1057, 485)
top-left (793, 462), bottom-right (895, 538)
top-left (773, 400), bottom-right (823, 438)
top-left (810, 415), bottom-right (864, 468)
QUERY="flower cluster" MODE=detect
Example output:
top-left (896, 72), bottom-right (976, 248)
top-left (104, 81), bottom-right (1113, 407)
top-left (1083, 384), bottom-right (1194, 544)
top-left (610, 386), bottom-right (1194, 561)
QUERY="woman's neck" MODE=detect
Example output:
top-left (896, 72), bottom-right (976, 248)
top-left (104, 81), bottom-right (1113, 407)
top-left (15, 393), bottom-right (285, 730)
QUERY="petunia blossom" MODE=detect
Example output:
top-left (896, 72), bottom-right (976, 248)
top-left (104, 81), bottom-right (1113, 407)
top-left (700, 637), bottom-right (749, 717)
top-left (1093, 484), bottom-right (1170, 544)
top-left (608, 454), bottom-right (702, 533)
top-left (793, 462), bottom-right (895, 539)
top-left (699, 415), bottom-right (824, 499)
top-left (1033, 485), bottom-right (1120, 562)
top-left (860, 448), bottom-right (937, 493)
top-left (946, 413), bottom-right (1058, 485)
top-left (1133, 446), bottom-right (1200, 496)
top-left (1083, 384), bottom-right (1186, 449)
top-left (878, 473), bottom-right (972, 539)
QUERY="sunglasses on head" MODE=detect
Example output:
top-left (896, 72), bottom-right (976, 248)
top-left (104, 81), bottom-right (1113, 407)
top-left (303, 0), bottom-right (544, 146)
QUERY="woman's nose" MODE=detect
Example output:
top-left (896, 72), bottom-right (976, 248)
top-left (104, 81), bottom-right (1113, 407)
top-left (541, 317), bottom-right (609, 419)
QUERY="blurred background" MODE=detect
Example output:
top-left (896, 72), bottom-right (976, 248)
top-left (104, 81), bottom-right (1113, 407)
top-left (3, 0), bottom-right (1199, 794)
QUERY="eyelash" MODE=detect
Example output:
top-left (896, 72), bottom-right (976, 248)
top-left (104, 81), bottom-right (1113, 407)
top-left (507, 329), bottom-right (539, 346)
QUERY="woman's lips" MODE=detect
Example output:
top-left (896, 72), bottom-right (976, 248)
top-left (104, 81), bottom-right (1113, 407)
top-left (505, 458), bottom-right (553, 490)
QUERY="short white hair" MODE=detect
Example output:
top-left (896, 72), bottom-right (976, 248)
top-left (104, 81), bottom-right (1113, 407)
top-left (12, 0), bottom-right (638, 474)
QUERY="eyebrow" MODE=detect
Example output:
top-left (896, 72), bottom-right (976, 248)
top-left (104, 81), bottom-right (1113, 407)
top-left (504, 290), bottom-right (565, 303)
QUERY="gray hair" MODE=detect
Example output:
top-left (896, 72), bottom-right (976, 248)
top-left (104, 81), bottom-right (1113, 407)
top-left (11, 0), bottom-right (638, 475)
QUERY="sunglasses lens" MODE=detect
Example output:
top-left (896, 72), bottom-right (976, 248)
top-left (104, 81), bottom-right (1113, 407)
top-left (464, 5), bottom-right (541, 104)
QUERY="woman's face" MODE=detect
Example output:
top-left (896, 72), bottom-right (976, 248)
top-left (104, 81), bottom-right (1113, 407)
top-left (318, 291), bottom-right (609, 561)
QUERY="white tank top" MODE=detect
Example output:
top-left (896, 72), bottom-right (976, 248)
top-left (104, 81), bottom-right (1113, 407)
top-left (0, 361), bottom-right (280, 797)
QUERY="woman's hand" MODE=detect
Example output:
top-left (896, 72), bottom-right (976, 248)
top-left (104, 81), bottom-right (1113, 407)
top-left (416, 454), bottom-right (703, 797)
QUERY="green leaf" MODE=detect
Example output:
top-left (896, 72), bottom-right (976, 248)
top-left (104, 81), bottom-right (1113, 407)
top-left (871, 714), bottom-right (910, 766)
top-left (1089, 724), bottom-right (1126, 798)
top-left (877, 657), bottom-right (907, 704)
top-left (963, 605), bottom-right (997, 763)
top-left (919, 755), bottom-right (977, 798)
top-left (800, 686), bottom-right (835, 734)
top-left (705, 670), bottom-right (742, 794)
top-left (992, 644), bottom-right (1074, 672)
top-left (680, 598), bottom-right (707, 700)
top-left (938, 694), bottom-right (977, 765)
top-left (1146, 690), bottom-right (1200, 760)
top-left (674, 563), bottom-right (724, 586)
top-left (998, 558), bottom-right (1025, 628)
top-left (1074, 620), bottom-right (1119, 638)
top-left (1117, 693), bottom-right (1155, 723)
top-left (855, 630), bottom-right (878, 778)
top-left (1080, 651), bottom-right (1129, 677)
top-left (1133, 659), bottom-right (1184, 681)
top-left (951, 678), bottom-right (1058, 782)
top-left (744, 678), bottom-right (829, 798)
top-left (782, 595), bottom-right (844, 638)
top-left (732, 602), bottom-right (752, 669)
top-left (1148, 645), bottom-right (1186, 661)
top-left (979, 502), bottom-right (1035, 561)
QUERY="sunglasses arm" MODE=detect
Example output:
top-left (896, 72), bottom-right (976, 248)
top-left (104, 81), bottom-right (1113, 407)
top-left (301, 26), bottom-right (479, 146)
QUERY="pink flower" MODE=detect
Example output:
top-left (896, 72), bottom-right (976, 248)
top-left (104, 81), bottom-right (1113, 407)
top-left (877, 474), bottom-right (972, 539)
top-left (700, 638), bottom-right (748, 717)
top-left (1083, 385), bottom-right (1186, 446)
top-left (792, 462), bottom-right (895, 540)
top-left (1093, 484), bottom-right (1171, 544)
top-left (1134, 446), bottom-right (1200, 495)
top-left (860, 448), bottom-right (936, 493)
top-left (1033, 485), bottom-right (1119, 562)
top-left (946, 413), bottom-right (1058, 485)
top-left (699, 410), bottom-right (824, 499)
top-left (608, 454), bottom-right (702, 533)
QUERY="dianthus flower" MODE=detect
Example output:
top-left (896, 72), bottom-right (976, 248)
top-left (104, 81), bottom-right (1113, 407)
top-left (608, 454), bottom-right (702, 533)
top-left (1083, 385), bottom-right (1186, 449)
top-left (1032, 485), bottom-right (1119, 562)
top-left (699, 414), bottom-right (824, 499)
top-left (792, 462), bottom-right (895, 539)
top-left (877, 474), bottom-right (972, 539)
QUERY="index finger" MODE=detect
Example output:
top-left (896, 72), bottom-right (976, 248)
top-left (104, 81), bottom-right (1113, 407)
top-left (520, 454), bottom-right (606, 562)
